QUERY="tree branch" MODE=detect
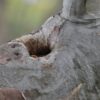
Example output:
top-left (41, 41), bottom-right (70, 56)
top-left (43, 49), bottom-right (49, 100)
top-left (0, 0), bottom-right (100, 100)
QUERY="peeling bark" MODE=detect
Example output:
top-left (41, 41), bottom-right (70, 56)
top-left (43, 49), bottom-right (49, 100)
top-left (0, 0), bottom-right (100, 100)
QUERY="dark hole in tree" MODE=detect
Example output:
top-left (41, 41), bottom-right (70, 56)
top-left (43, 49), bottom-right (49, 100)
top-left (35, 46), bottom-right (51, 57)
top-left (18, 36), bottom-right (52, 57)
top-left (29, 46), bottom-right (51, 57)
top-left (23, 39), bottom-right (52, 57)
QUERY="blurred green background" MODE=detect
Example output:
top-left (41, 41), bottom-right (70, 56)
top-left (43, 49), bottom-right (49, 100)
top-left (0, 0), bottom-right (61, 44)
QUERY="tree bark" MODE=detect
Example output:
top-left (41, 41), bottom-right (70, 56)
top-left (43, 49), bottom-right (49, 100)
top-left (0, 0), bottom-right (100, 100)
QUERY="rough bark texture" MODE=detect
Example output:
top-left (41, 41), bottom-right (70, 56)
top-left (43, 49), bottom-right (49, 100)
top-left (0, 0), bottom-right (100, 100)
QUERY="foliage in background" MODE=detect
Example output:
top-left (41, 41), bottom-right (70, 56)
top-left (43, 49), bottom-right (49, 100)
top-left (4, 0), bottom-right (61, 39)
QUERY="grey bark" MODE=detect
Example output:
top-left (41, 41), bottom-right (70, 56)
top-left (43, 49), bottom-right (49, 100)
top-left (0, 0), bottom-right (100, 100)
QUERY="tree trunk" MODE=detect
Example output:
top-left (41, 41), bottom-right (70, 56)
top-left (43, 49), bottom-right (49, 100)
top-left (0, 0), bottom-right (100, 100)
